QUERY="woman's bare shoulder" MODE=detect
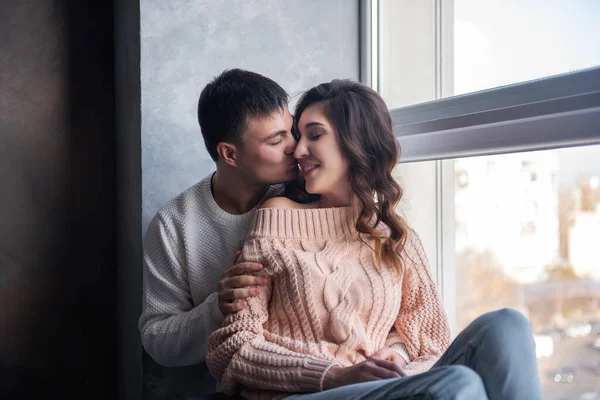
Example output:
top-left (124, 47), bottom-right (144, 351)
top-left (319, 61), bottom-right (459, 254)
top-left (259, 196), bottom-right (313, 210)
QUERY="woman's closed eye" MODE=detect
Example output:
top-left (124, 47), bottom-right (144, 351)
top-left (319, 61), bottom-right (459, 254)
top-left (307, 131), bottom-right (324, 141)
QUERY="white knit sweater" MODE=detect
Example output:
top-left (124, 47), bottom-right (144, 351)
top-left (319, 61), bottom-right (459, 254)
top-left (139, 174), bottom-right (282, 370)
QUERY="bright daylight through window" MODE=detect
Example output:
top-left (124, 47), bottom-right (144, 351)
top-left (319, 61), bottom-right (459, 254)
top-left (378, 1), bottom-right (600, 399)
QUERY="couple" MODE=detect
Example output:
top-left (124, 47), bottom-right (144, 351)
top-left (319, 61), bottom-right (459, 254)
top-left (140, 69), bottom-right (543, 400)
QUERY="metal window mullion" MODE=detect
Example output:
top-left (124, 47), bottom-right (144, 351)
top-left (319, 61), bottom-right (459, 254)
top-left (434, 0), bottom-right (445, 293)
top-left (359, 0), bottom-right (372, 86)
top-left (373, 0), bottom-right (380, 91)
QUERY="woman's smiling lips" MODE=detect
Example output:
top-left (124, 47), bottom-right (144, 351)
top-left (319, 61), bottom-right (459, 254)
top-left (298, 162), bottom-right (320, 176)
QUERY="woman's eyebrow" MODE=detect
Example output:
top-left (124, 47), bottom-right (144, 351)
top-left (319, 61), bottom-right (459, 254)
top-left (304, 122), bottom-right (325, 128)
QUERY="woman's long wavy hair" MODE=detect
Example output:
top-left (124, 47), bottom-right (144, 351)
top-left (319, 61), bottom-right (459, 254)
top-left (289, 80), bottom-right (409, 275)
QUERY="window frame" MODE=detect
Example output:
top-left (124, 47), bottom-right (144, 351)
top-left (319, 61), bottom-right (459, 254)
top-left (360, 0), bottom-right (600, 334)
top-left (391, 67), bottom-right (600, 163)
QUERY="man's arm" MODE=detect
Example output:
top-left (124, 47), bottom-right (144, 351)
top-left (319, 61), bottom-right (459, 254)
top-left (206, 258), bottom-right (338, 396)
top-left (139, 214), bottom-right (267, 367)
top-left (138, 214), bottom-right (223, 367)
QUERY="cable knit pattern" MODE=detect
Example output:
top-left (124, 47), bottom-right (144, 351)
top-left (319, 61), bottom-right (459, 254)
top-left (206, 207), bottom-right (451, 398)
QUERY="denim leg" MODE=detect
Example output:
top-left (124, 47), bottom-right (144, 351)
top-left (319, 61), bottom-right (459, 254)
top-left (433, 308), bottom-right (542, 400)
top-left (285, 365), bottom-right (487, 400)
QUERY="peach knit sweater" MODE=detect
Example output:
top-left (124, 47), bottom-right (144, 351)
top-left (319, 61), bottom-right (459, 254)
top-left (206, 207), bottom-right (451, 397)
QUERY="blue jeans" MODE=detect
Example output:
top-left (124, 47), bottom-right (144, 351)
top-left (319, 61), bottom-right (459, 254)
top-left (285, 308), bottom-right (543, 400)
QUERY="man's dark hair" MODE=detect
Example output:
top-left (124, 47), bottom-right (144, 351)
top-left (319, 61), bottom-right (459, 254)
top-left (197, 69), bottom-right (289, 161)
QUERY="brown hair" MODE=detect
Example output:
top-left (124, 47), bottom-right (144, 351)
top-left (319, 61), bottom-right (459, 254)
top-left (197, 69), bottom-right (288, 161)
top-left (291, 80), bottom-right (409, 274)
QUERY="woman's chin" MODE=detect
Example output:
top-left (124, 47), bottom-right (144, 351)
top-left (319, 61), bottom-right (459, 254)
top-left (304, 181), bottom-right (319, 195)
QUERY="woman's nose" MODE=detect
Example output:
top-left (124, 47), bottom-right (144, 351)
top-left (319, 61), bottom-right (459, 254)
top-left (293, 139), bottom-right (309, 159)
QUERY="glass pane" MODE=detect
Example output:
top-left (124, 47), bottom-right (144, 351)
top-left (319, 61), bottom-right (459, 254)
top-left (379, 0), bottom-right (440, 108)
top-left (393, 161), bottom-right (439, 280)
top-left (454, 145), bottom-right (600, 400)
top-left (380, 1), bottom-right (600, 107)
top-left (454, 0), bottom-right (600, 95)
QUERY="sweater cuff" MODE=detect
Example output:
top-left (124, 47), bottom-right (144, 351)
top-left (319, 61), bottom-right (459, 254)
top-left (389, 343), bottom-right (411, 364)
top-left (299, 358), bottom-right (337, 392)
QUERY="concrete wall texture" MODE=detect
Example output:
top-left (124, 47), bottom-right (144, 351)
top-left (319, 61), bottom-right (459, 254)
top-left (140, 0), bottom-right (360, 232)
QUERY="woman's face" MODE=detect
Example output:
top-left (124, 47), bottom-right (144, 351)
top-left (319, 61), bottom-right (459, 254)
top-left (294, 103), bottom-right (351, 202)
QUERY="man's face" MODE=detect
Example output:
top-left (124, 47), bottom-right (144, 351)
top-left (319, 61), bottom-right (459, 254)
top-left (235, 107), bottom-right (298, 186)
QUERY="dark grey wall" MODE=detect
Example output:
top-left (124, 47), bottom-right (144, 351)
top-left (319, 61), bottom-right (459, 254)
top-left (115, 1), bottom-right (143, 400)
top-left (0, 1), bottom-right (117, 398)
top-left (141, 0), bottom-right (361, 232)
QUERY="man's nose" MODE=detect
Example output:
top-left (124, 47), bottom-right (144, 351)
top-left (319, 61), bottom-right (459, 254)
top-left (284, 133), bottom-right (297, 156)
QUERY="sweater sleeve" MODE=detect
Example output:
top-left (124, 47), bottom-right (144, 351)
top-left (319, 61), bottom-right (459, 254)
top-left (391, 230), bottom-right (451, 375)
top-left (138, 214), bottom-right (224, 367)
top-left (206, 239), bottom-right (337, 396)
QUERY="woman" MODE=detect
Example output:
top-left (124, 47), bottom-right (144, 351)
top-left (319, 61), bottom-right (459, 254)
top-left (206, 80), bottom-right (542, 400)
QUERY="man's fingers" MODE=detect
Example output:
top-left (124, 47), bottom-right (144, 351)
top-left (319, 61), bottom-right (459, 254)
top-left (222, 262), bottom-right (263, 278)
top-left (221, 301), bottom-right (248, 313)
top-left (223, 288), bottom-right (262, 301)
top-left (221, 275), bottom-right (268, 290)
top-left (218, 261), bottom-right (267, 315)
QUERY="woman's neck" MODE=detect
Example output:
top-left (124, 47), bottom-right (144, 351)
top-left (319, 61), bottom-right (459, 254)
top-left (315, 189), bottom-right (355, 208)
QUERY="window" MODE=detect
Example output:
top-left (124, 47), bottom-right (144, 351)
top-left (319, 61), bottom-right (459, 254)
top-left (453, 0), bottom-right (600, 96)
top-left (368, 1), bottom-right (600, 399)
top-left (453, 146), bottom-right (600, 399)
top-left (379, 0), bottom-right (600, 108)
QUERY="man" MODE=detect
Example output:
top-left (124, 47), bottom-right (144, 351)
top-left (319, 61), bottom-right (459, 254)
top-left (139, 69), bottom-right (299, 398)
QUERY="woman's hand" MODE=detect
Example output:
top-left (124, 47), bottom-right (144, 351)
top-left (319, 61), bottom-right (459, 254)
top-left (371, 346), bottom-right (408, 368)
top-left (323, 358), bottom-right (406, 390)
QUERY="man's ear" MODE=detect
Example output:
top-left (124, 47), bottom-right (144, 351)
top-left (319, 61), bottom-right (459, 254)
top-left (216, 142), bottom-right (238, 167)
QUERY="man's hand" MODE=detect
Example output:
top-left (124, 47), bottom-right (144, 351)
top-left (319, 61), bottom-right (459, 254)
top-left (371, 347), bottom-right (408, 368)
top-left (218, 252), bottom-right (268, 315)
top-left (323, 358), bottom-right (406, 390)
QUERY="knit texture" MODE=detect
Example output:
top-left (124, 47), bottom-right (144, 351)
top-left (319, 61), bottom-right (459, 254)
top-left (206, 207), bottom-right (451, 397)
top-left (139, 173), bottom-right (282, 372)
